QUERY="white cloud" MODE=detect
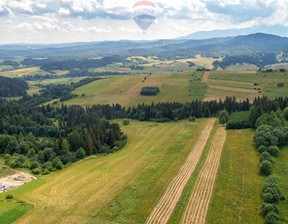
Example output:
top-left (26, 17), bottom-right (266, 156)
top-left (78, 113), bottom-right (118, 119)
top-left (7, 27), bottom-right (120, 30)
top-left (59, 7), bottom-right (70, 15)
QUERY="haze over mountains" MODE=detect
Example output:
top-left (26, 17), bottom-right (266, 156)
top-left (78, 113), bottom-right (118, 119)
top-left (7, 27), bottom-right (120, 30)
top-left (178, 25), bottom-right (288, 40)
top-left (0, 32), bottom-right (288, 60)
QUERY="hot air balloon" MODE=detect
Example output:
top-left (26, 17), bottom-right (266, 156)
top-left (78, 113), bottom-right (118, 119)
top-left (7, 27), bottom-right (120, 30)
top-left (132, 1), bottom-right (156, 31)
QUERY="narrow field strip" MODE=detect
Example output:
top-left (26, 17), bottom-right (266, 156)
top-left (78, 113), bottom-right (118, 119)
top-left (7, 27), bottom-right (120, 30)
top-left (146, 118), bottom-right (216, 224)
top-left (202, 72), bottom-right (210, 83)
top-left (180, 127), bottom-right (226, 224)
top-left (208, 84), bottom-right (259, 93)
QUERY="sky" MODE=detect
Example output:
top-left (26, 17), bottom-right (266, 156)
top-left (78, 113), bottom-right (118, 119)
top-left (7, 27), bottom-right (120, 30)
top-left (0, 0), bottom-right (288, 44)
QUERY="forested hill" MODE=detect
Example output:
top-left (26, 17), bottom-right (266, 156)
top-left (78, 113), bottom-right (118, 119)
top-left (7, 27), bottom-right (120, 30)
top-left (0, 76), bottom-right (28, 97)
top-left (1, 33), bottom-right (288, 59)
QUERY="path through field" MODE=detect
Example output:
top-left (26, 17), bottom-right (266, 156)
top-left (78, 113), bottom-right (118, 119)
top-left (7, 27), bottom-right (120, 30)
top-left (112, 73), bottom-right (172, 106)
top-left (146, 118), bottom-right (216, 224)
top-left (14, 120), bottom-right (196, 224)
top-left (180, 127), bottom-right (226, 224)
top-left (202, 71), bottom-right (260, 101)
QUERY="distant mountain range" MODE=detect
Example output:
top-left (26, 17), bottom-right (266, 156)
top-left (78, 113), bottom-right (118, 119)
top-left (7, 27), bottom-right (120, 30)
top-left (178, 25), bottom-right (288, 40)
top-left (0, 32), bottom-right (288, 59)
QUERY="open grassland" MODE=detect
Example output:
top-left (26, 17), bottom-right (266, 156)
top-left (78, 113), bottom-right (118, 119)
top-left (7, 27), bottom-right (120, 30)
top-left (66, 72), bottom-right (206, 107)
top-left (209, 70), bottom-right (288, 99)
top-left (93, 56), bottom-right (220, 75)
top-left (180, 127), bottom-right (226, 224)
top-left (9, 120), bottom-right (206, 224)
top-left (274, 146), bottom-right (288, 223)
top-left (203, 71), bottom-right (263, 101)
top-left (0, 67), bottom-right (68, 78)
top-left (205, 129), bottom-right (264, 224)
top-left (146, 118), bottom-right (216, 224)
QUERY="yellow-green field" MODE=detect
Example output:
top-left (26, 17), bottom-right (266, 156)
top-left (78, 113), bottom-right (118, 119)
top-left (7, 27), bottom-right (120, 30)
top-left (206, 129), bottom-right (264, 224)
top-left (2, 120), bottom-right (205, 223)
top-left (0, 120), bottom-right (266, 224)
top-left (64, 72), bottom-right (207, 107)
top-left (208, 70), bottom-right (288, 99)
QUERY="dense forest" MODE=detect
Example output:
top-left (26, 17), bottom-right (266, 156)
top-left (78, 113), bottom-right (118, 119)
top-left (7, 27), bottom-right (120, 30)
top-left (0, 76), bottom-right (28, 97)
top-left (21, 55), bottom-right (126, 72)
top-left (212, 52), bottom-right (279, 69)
top-left (0, 101), bottom-right (126, 175)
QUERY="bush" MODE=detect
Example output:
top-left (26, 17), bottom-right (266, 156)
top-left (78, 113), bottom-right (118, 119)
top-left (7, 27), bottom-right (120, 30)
top-left (188, 116), bottom-right (196, 122)
top-left (52, 157), bottom-right (64, 170)
top-left (5, 194), bottom-right (13, 199)
top-left (42, 169), bottom-right (51, 175)
top-left (140, 86), bottom-right (160, 96)
top-left (267, 146), bottom-right (280, 157)
top-left (122, 120), bottom-right (130, 126)
top-left (284, 107), bottom-right (288, 121)
top-left (226, 111), bottom-right (251, 129)
top-left (30, 161), bottom-right (40, 170)
top-left (264, 211), bottom-right (279, 224)
top-left (32, 167), bottom-right (42, 175)
top-left (260, 152), bottom-right (274, 164)
top-left (262, 203), bottom-right (279, 216)
top-left (258, 146), bottom-right (267, 154)
top-left (75, 147), bottom-right (86, 160)
top-left (260, 160), bottom-right (273, 176)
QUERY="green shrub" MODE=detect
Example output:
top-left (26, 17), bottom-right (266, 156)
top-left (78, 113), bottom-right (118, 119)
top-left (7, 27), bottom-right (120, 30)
top-left (140, 86), bottom-right (160, 96)
top-left (5, 194), bottom-right (13, 199)
top-left (188, 116), bottom-right (196, 122)
top-left (52, 157), bottom-right (64, 170)
top-left (264, 212), bottom-right (279, 224)
top-left (260, 160), bottom-right (273, 176)
top-left (122, 120), bottom-right (130, 126)
top-left (226, 111), bottom-right (251, 129)
top-left (32, 167), bottom-right (42, 175)
top-left (260, 152), bottom-right (274, 164)
top-left (262, 203), bottom-right (279, 216)
top-left (258, 146), bottom-right (267, 153)
top-left (75, 147), bottom-right (86, 160)
top-left (267, 146), bottom-right (280, 157)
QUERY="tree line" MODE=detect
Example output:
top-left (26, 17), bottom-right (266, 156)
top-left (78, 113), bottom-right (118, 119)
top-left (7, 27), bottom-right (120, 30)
top-left (0, 101), bottom-right (126, 175)
top-left (0, 76), bottom-right (28, 97)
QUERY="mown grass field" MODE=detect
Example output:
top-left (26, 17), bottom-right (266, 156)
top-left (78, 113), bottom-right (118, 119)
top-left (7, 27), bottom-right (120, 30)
top-left (8, 120), bottom-right (206, 223)
top-left (274, 145), bottom-right (288, 223)
top-left (65, 72), bottom-right (207, 107)
top-left (205, 129), bottom-right (264, 224)
top-left (209, 70), bottom-right (288, 99)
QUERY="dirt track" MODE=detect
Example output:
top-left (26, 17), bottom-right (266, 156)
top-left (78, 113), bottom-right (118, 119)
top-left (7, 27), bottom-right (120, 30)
top-left (180, 127), bottom-right (226, 224)
top-left (202, 72), bottom-right (210, 83)
top-left (146, 118), bottom-right (216, 224)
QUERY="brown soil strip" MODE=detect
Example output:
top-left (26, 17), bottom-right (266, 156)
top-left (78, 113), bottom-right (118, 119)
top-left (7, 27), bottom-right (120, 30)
top-left (208, 85), bottom-right (259, 93)
top-left (146, 118), bottom-right (216, 224)
top-left (202, 72), bottom-right (210, 83)
top-left (208, 79), bottom-right (254, 86)
top-left (180, 127), bottom-right (226, 224)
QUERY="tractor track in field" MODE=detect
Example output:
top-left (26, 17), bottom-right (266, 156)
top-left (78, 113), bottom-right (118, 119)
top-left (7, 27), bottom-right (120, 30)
top-left (180, 127), bottom-right (226, 224)
top-left (146, 118), bottom-right (216, 224)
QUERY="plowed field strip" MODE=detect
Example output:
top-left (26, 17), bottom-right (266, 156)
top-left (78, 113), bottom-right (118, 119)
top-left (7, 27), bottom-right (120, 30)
top-left (180, 127), bottom-right (226, 224)
top-left (146, 118), bottom-right (216, 224)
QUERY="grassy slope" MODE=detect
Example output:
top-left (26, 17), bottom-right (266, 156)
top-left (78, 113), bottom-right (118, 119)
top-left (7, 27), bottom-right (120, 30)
top-left (65, 76), bottom-right (124, 105)
top-left (66, 72), bottom-right (207, 107)
top-left (274, 145), bottom-right (288, 223)
top-left (13, 120), bottom-right (205, 224)
top-left (205, 129), bottom-right (264, 224)
top-left (94, 119), bottom-right (209, 224)
top-left (209, 71), bottom-right (288, 99)
top-left (167, 122), bottom-right (218, 223)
